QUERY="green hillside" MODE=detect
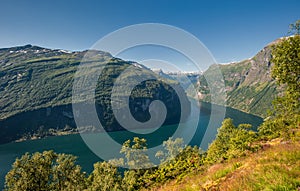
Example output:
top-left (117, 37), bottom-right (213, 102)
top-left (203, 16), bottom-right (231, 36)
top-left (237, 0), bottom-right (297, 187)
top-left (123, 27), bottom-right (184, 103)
top-left (198, 41), bottom-right (281, 117)
top-left (150, 139), bottom-right (300, 191)
top-left (0, 45), bottom-right (190, 144)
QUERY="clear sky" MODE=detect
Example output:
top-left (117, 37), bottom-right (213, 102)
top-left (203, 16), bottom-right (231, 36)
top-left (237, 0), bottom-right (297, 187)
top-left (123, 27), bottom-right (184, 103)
top-left (0, 0), bottom-right (299, 66)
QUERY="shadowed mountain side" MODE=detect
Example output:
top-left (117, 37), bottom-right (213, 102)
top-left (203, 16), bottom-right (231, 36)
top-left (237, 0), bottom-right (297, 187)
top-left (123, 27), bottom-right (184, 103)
top-left (0, 45), bottom-right (190, 144)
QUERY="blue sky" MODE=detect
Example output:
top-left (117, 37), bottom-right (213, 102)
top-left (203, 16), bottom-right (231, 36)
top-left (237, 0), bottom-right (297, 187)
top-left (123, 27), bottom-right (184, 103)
top-left (0, 0), bottom-right (299, 68)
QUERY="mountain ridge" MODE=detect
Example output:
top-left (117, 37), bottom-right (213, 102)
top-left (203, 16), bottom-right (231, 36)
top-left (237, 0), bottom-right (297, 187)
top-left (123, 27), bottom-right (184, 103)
top-left (197, 38), bottom-right (283, 117)
top-left (0, 45), bottom-right (190, 144)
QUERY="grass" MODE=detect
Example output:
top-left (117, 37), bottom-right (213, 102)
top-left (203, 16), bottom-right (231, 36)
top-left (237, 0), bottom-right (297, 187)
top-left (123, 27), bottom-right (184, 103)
top-left (150, 140), bottom-right (300, 191)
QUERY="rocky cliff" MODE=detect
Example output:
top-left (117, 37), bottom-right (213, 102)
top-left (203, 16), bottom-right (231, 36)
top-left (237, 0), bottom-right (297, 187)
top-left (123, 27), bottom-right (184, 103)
top-left (198, 39), bottom-right (283, 117)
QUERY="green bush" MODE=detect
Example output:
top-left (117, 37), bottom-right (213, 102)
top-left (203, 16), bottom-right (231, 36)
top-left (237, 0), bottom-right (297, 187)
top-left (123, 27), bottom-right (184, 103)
top-left (153, 145), bottom-right (204, 182)
top-left (113, 137), bottom-right (204, 190)
top-left (140, 138), bottom-right (204, 187)
top-left (206, 118), bottom-right (258, 163)
top-left (258, 113), bottom-right (300, 140)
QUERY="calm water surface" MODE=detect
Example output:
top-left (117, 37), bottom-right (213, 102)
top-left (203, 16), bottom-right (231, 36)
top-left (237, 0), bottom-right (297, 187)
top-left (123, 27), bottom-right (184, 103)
top-left (0, 103), bottom-right (263, 188)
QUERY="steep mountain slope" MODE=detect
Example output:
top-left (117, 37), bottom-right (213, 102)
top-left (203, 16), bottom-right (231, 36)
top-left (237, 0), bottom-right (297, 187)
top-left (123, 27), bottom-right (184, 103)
top-left (198, 40), bottom-right (281, 117)
top-left (0, 45), bottom-right (190, 144)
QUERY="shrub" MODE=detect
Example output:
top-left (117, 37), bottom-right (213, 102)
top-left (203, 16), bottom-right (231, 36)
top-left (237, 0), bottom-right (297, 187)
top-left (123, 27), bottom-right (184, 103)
top-left (206, 118), bottom-right (258, 163)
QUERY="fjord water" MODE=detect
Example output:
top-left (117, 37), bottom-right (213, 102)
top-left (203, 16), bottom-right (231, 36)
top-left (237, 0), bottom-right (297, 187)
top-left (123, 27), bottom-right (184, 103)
top-left (0, 102), bottom-right (262, 188)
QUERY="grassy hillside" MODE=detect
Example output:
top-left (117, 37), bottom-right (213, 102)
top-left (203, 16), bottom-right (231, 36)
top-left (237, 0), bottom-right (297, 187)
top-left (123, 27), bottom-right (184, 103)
top-left (150, 139), bottom-right (300, 191)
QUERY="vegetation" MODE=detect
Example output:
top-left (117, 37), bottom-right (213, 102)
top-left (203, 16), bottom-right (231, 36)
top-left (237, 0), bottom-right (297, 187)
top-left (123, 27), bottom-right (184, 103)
top-left (152, 27), bottom-right (300, 190)
top-left (289, 19), bottom-right (300, 35)
top-left (259, 20), bottom-right (300, 141)
top-left (5, 115), bottom-right (298, 190)
top-left (205, 118), bottom-right (258, 163)
top-left (151, 140), bottom-right (300, 191)
top-left (87, 161), bottom-right (122, 191)
top-left (198, 37), bottom-right (278, 118)
top-left (4, 21), bottom-right (300, 190)
top-left (271, 35), bottom-right (300, 115)
top-left (0, 45), bottom-right (189, 144)
top-left (5, 151), bottom-right (87, 191)
top-left (198, 21), bottom-right (300, 119)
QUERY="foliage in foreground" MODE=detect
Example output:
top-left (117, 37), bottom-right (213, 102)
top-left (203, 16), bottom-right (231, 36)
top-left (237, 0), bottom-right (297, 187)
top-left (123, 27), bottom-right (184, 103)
top-left (5, 151), bottom-right (87, 191)
top-left (4, 123), bottom-right (259, 191)
top-left (258, 29), bottom-right (300, 141)
top-left (153, 140), bottom-right (300, 191)
top-left (87, 161), bottom-right (122, 191)
top-left (205, 118), bottom-right (258, 164)
top-left (6, 113), bottom-right (299, 191)
top-left (4, 137), bottom-right (205, 191)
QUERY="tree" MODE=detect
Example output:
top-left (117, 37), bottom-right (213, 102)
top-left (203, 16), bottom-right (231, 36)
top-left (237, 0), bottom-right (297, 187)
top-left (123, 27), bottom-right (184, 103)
top-left (206, 119), bottom-right (257, 163)
top-left (87, 161), bottom-right (122, 191)
top-left (119, 137), bottom-right (155, 190)
top-left (120, 137), bottom-right (153, 169)
top-left (5, 150), bottom-right (87, 191)
top-left (155, 137), bottom-right (184, 162)
top-left (288, 20), bottom-right (300, 35)
top-left (271, 21), bottom-right (300, 116)
top-left (259, 23), bottom-right (300, 139)
top-left (143, 138), bottom-right (204, 184)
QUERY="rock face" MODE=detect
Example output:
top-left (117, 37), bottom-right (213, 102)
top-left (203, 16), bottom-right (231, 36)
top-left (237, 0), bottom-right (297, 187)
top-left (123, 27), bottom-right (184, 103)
top-left (0, 45), bottom-right (190, 144)
top-left (198, 40), bottom-right (281, 117)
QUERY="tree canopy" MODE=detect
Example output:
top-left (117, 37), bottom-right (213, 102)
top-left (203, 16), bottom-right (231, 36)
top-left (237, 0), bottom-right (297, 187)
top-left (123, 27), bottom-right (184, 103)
top-left (289, 19), bottom-right (300, 35)
top-left (271, 20), bottom-right (300, 116)
top-left (5, 150), bottom-right (87, 191)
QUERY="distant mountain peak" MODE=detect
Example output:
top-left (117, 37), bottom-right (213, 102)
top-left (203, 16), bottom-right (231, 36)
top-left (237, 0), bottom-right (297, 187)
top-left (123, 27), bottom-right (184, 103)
top-left (21, 44), bottom-right (33, 48)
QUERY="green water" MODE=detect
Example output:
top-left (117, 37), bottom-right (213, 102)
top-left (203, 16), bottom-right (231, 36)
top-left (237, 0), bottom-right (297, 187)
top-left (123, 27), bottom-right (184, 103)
top-left (0, 103), bottom-right (263, 188)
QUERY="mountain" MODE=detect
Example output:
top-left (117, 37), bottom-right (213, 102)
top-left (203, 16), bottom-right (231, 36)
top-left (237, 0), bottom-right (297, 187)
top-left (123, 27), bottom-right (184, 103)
top-left (198, 39), bottom-right (282, 117)
top-left (0, 45), bottom-right (190, 144)
top-left (152, 69), bottom-right (201, 93)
